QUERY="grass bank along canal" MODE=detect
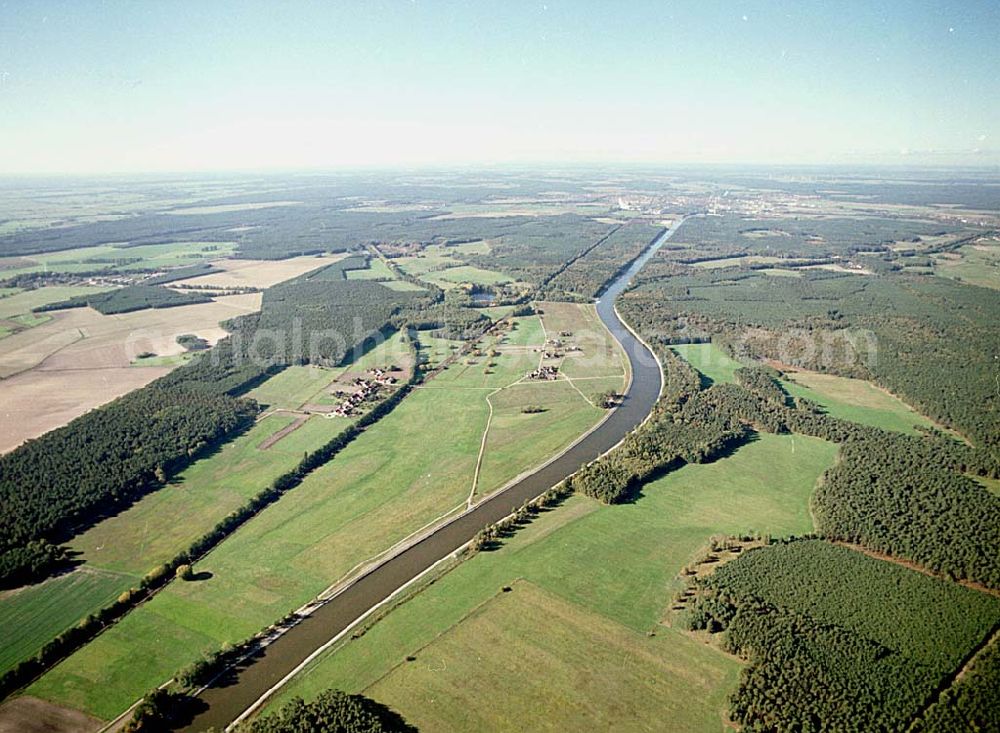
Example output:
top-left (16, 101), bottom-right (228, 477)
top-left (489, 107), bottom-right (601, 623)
top-left (183, 218), bottom-right (685, 731)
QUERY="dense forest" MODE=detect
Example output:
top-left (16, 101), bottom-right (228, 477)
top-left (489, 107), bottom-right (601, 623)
top-left (670, 214), bottom-right (960, 258)
top-left (0, 387), bottom-right (256, 586)
top-left (141, 262), bottom-right (222, 285)
top-left (35, 284), bottom-right (212, 314)
top-left (910, 638), bottom-right (1000, 732)
top-left (683, 540), bottom-right (1000, 732)
top-left (621, 266), bottom-right (1000, 450)
top-left (813, 439), bottom-right (1000, 588)
top-left (542, 222), bottom-right (664, 299)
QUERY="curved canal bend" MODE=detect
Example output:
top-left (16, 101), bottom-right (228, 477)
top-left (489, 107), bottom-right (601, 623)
top-left (183, 217), bottom-right (685, 732)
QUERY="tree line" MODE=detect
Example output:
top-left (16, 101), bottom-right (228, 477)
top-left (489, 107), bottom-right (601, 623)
top-left (35, 284), bottom-right (212, 314)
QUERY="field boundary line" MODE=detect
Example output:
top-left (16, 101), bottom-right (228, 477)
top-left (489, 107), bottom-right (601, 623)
top-left (559, 374), bottom-right (599, 408)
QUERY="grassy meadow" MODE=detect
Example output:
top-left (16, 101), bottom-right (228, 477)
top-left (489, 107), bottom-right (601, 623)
top-left (345, 258), bottom-right (394, 280)
top-left (670, 342), bottom-right (936, 435)
top-left (669, 342), bottom-right (742, 384)
top-left (394, 243), bottom-right (515, 290)
top-left (0, 571), bottom-right (130, 676)
top-left (780, 369), bottom-right (936, 434)
top-left (261, 432), bottom-right (837, 731)
top-left (0, 286), bottom-right (113, 320)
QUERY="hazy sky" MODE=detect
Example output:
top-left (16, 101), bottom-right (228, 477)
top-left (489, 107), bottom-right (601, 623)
top-left (1, 0), bottom-right (998, 173)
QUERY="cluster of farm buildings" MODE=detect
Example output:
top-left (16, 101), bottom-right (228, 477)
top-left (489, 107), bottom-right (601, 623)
top-left (527, 365), bottom-right (559, 381)
top-left (331, 368), bottom-right (399, 416)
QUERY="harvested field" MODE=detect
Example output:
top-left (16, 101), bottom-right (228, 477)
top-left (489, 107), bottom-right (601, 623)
top-left (171, 255), bottom-right (343, 289)
top-left (0, 293), bottom-right (260, 377)
top-left (0, 293), bottom-right (261, 452)
top-left (0, 366), bottom-right (170, 453)
top-left (0, 696), bottom-right (102, 733)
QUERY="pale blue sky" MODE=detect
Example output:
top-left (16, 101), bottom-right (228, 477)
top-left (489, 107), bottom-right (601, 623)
top-left (1, 1), bottom-right (997, 172)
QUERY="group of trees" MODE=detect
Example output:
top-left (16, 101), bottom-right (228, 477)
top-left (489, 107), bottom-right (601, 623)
top-left (471, 482), bottom-right (573, 552)
top-left (542, 222), bottom-right (664, 299)
top-left (570, 349), bottom-right (747, 503)
top-left (141, 262), bottom-right (222, 285)
top-left (243, 278), bottom-right (419, 366)
top-left (456, 214), bottom-right (615, 287)
top-left (682, 539), bottom-right (1000, 732)
top-left (35, 284), bottom-right (212, 314)
top-left (910, 640), bottom-right (1000, 732)
top-left (0, 386), bottom-right (257, 587)
top-left (239, 689), bottom-right (416, 733)
top-left (124, 687), bottom-right (415, 733)
top-left (621, 265), bottom-right (1000, 450)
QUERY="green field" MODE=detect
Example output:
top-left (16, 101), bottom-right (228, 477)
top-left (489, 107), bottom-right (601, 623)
top-left (670, 342), bottom-right (743, 384)
top-left (0, 570), bottom-right (130, 675)
top-left (394, 246), bottom-right (514, 290)
top-left (780, 369), bottom-right (937, 434)
top-left (0, 286), bottom-right (114, 320)
top-left (0, 413), bottom-right (345, 677)
top-left (27, 309), bottom-right (622, 720)
top-left (414, 333), bottom-right (462, 369)
top-left (246, 366), bottom-right (343, 411)
top-left (378, 280), bottom-right (426, 292)
top-left (369, 581), bottom-right (738, 733)
top-left (421, 265), bottom-right (514, 288)
top-left (475, 380), bottom-right (604, 498)
top-left (261, 433), bottom-right (836, 731)
top-left (345, 258), bottom-right (394, 280)
top-left (932, 244), bottom-right (1000, 290)
top-left (129, 352), bottom-right (193, 368)
top-left (68, 413), bottom-right (338, 577)
top-left (670, 343), bottom-right (936, 435)
top-left (758, 267), bottom-right (803, 277)
top-left (691, 255), bottom-right (786, 269)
